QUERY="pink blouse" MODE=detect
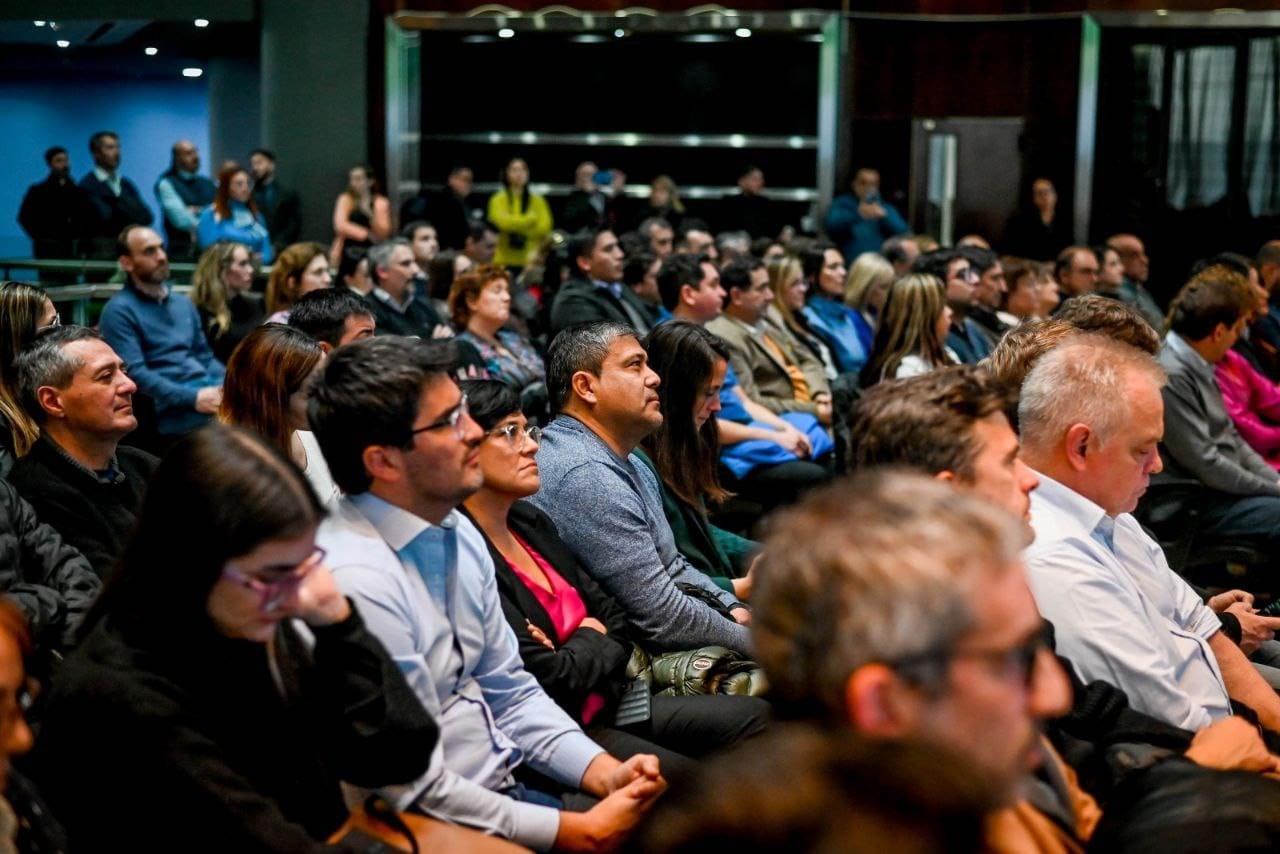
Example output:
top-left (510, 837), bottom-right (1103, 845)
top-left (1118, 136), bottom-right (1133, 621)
top-left (1215, 348), bottom-right (1280, 471)
top-left (505, 533), bottom-right (607, 724)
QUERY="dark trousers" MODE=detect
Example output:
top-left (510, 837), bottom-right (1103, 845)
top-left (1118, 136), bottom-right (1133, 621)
top-left (722, 460), bottom-right (831, 514)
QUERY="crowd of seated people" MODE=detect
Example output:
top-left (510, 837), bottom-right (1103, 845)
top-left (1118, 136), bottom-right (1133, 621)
top-left (12, 134), bottom-right (1280, 850)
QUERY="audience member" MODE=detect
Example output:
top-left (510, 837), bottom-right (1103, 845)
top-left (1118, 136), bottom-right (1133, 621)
top-left (18, 146), bottom-right (88, 265)
top-left (0, 282), bottom-right (56, 474)
top-left (450, 265), bottom-right (546, 415)
top-left (1003, 177), bottom-right (1072, 261)
top-left (460, 380), bottom-right (767, 774)
top-left (799, 243), bottom-right (872, 375)
top-left (220, 325), bottom-right (338, 506)
top-left (959, 245), bottom-right (1010, 343)
top-left (464, 219), bottom-right (499, 266)
top-left (762, 253), bottom-right (840, 382)
top-left (400, 165), bottom-right (475, 251)
top-left (1053, 293), bottom-right (1161, 354)
top-left (715, 231), bottom-right (752, 266)
top-left (1020, 335), bottom-right (1280, 731)
top-left (195, 165), bottom-right (273, 264)
top-left (634, 176), bottom-right (685, 234)
top-left (287, 287), bottom-right (376, 352)
top-left (77, 131), bottom-right (152, 259)
top-left (32, 424), bottom-right (438, 851)
top-left (656, 253), bottom-right (725, 326)
top-left (424, 248), bottom-right (469, 318)
top-left (1105, 233), bottom-right (1165, 330)
top-left (550, 228), bottom-right (653, 335)
top-left (674, 221), bottom-right (716, 261)
top-left (637, 217), bottom-right (674, 260)
top-left (638, 322), bottom-right (758, 598)
top-left (998, 256), bottom-right (1043, 324)
top-left (881, 233), bottom-right (919, 276)
top-left (842, 251), bottom-right (893, 329)
top-left (364, 237), bottom-right (455, 340)
top-left (265, 241), bottom-right (332, 324)
top-left (330, 164), bottom-right (391, 267)
top-left (720, 166), bottom-right (781, 240)
top-left (489, 158), bottom-right (553, 271)
top-left (310, 336), bottom-right (666, 851)
top-left (824, 168), bottom-right (908, 261)
top-left (191, 240), bottom-right (265, 363)
top-left (1095, 243), bottom-right (1127, 298)
top-left (339, 247), bottom-right (373, 296)
top-left (99, 225), bottom-right (224, 442)
top-left (531, 322), bottom-right (753, 655)
top-left (10, 326), bottom-right (158, 577)
top-left (249, 148), bottom-right (302, 256)
top-left (1055, 245), bottom-right (1100, 303)
top-left (622, 251), bottom-right (667, 328)
top-left (1036, 260), bottom-right (1062, 317)
top-left (859, 273), bottom-right (955, 385)
top-left (561, 161), bottom-right (622, 234)
top-left (154, 139), bottom-right (214, 261)
top-left (403, 219), bottom-right (440, 272)
top-left (914, 249), bottom-right (990, 364)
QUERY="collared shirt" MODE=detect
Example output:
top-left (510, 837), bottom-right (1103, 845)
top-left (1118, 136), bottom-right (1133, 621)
top-left (93, 166), bottom-right (121, 196)
top-left (1025, 472), bottom-right (1229, 730)
top-left (155, 171), bottom-right (201, 230)
top-left (591, 278), bottom-right (623, 301)
top-left (319, 494), bottom-right (603, 851)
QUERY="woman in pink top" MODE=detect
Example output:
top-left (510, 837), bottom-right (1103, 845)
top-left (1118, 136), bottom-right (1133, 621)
top-left (1216, 346), bottom-right (1280, 470)
top-left (459, 381), bottom-right (768, 781)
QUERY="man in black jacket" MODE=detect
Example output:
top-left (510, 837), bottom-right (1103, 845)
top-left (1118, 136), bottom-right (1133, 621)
top-left (10, 326), bottom-right (158, 579)
top-left (17, 146), bottom-right (88, 269)
top-left (77, 131), bottom-right (153, 259)
top-left (250, 148), bottom-right (302, 256)
top-left (550, 228), bottom-right (653, 336)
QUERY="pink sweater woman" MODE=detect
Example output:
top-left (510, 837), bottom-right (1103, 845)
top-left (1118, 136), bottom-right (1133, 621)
top-left (1215, 347), bottom-right (1280, 470)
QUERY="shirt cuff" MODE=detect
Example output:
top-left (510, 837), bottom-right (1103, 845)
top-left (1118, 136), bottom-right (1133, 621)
top-left (511, 800), bottom-right (561, 852)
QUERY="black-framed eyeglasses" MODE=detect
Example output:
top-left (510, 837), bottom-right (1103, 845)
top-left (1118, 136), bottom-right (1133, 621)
top-left (409, 393), bottom-right (470, 441)
top-left (486, 422), bottom-right (542, 450)
top-left (889, 623), bottom-right (1052, 690)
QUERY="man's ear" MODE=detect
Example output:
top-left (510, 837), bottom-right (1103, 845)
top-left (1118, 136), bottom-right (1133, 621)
top-left (35, 386), bottom-right (64, 420)
top-left (317, 341), bottom-right (335, 355)
top-left (569, 370), bottom-right (598, 406)
top-left (361, 445), bottom-right (402, 485)
top-left (934, 470), bottom-right (957, 484)
top-left (678, 283), bottom-right (698, 308)
top-left (844, 664), bottom-right (919, 737)
top-left (1064, 423), bottom-right (1092, 470)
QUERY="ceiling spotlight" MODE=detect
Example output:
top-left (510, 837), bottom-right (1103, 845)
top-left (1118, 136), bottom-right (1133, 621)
top-left (33, 20), bottom-right (46, 27)
top-left (1154, 7), bottom-right (1169, 14)
top-left (497, 27), bottom-right (514, 38)
top-left (194, 18), bottom-right (210, 27)
top-left (735, 27), bottom-right (752, 38)
top-left (55, 39), bottom-right (70, 48)
top-left (182, 67), bottom-right (204, 78)
top-left (144, 46), bottom-right (158, 56)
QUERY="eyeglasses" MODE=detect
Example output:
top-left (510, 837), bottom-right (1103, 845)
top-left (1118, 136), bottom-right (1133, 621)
top-left (222, 546), bottom-right (326, 612)
top-left (410, 393), bottom-right (470, 441)
top-left (487, 422), bottom-right (542, 450)
top-left (890, 624), bottom-right (1052, 690)
top-left (37, 312), bottom-right (60, 333)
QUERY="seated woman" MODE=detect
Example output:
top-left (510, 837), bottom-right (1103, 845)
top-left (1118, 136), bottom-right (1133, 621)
top-left (638, 322), bottom-right (758, 599)
top-left (196, 165), bottom-right (274, 263)
top-left (266, 242), bottom-right (333, 324)
top-left (31, 424), bottom-right (438, 851)
top-left (191, 241), bottom-right (265, 363)
top-left (859, 273), bottom-right (956, 387)
top-left (843, 251), bottom-right (894, 331)
top-left (0, 281), bottom-right (57, 475)
top-left (220, 325), bottom-right (339, 506)
top-left (799, 242), bottom-right (873, 377)
top-left (459, 381), bottom-right (768, 779)
top-left (764, 254), bottom-right (838, 382)
top-left (449, 265), bottom-right (547, 417)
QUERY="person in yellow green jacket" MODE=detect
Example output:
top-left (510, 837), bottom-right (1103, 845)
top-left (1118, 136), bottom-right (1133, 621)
top-left (487, 158), bottom-right (553, 271)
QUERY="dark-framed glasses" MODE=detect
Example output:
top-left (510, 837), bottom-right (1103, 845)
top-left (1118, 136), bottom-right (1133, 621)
top-left (890, 623), bottom-right (1052, 690)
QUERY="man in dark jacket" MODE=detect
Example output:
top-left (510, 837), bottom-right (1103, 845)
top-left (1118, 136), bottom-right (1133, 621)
top-left (10, 326), bottom-right (158, 579)
top-left (77, 131), bottom-right (153, 259)
top-left (17, 145), bottom-right (88, 267)
top-left (550, 228), bottom-right (653, 336)
top-left (250, 148), bottom-right (302, 256)
top-left (400, 165), bottom-right (478, 252)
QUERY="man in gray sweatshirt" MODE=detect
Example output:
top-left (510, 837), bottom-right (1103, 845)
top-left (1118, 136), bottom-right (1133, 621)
top-left (531, 321), bottom-right (753, 655)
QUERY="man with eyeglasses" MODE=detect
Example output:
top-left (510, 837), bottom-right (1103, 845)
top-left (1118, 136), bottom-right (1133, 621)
top-left (915, 248), bottom-right (993, 364)
top-left (310, 336), bottom-right (666, 853)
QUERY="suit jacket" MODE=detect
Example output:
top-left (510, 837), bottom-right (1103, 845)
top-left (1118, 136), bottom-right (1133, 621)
top-left (462, 501), bottom-right (635, 725)
top-left (78, 172), bottom-right (153, 239)
top-left (706, 312), bottom-right (830, 416)
top-left (549, 276), bottom-right (651, 336)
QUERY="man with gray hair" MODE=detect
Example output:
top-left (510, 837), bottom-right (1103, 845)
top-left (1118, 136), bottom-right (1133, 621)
top-left (1019, 334), bottom-right (1280, 733)
top-left (364, 237), bottom-right (451, 339)
top-left (531, 321), bottom-right (752, 654)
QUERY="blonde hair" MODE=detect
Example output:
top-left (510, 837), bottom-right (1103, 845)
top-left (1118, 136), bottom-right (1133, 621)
top-left (0, 282), bottom-right (47, 456)
top-left (843, 252), bottom-right (894, 311)
top-left (863, 274), bottom-right (949, 382)
top-left (266, 242), bottom-right (327, 316)
top-left (191, 242), bottom-right (250, 336)
top-left (766, 254), bottom-right (807, 330)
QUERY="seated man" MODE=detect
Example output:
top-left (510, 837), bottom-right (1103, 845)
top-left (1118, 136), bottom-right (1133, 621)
top-left (287, 287), bottom-right (377, 353)
top-left (363, 238), bottom-right (448, 339)
top-left (655, 253), bottom-right (725, 325)
top-left (530, 322), bottom-right (752, 655)
top-left (98, 225), bottom-right (224, 442)
top-left (549, 228), bottom-right (653, 336)
top-left (1152, 272), bottom-right (1280, 562)
top-left (1019, 334), bottom-right (1280, 732)
top-left (10, 327), bottom-right (158, 577)
top-left (310, 336), bottom-right (664, 852)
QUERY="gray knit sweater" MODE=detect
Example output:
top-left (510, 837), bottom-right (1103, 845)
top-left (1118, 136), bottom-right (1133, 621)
top-left (529, 415), bottom-right (752, 655)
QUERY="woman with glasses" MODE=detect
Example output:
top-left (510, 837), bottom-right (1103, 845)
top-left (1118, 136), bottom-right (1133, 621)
top-left (637, 322), bottom-right (758, 600)
top-left (459, 380), bottom-right (767, 781)
top-left (220, 325), bottom-right (339, 506)
top-left (0, 282), bottom-right (57, 476)
top-left (30, 424), bottom-right (438, 852)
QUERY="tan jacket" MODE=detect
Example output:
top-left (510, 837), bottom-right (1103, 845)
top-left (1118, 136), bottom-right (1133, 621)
top-left (707, 312), bottom-right (831, 416)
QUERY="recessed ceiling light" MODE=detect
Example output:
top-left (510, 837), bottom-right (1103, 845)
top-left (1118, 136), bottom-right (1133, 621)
top-left (55, 39), bottom-right (70, 48)
top-left (182, 67), bottom-right (204, 77)
top-left (1154, 8), bottom-right (1169, 14)
top-left (194, 18), bottom-right (210, 27)
top-left (497, 27), bottom-right (514, 38)
top-left (144, 46), bottom-right (158, 56)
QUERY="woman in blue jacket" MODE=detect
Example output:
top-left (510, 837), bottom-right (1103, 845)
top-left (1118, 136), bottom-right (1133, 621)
top-left (197, 165), bottom-right (274, 264)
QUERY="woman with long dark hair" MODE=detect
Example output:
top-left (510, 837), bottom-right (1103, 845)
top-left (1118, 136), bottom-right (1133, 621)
top-left (0, 282), bottom-right (56, 473)
top-left (220, 325), bottom-right (338, 505)
top-left (31, 424), bottom-right (437, 851)
top-left (459, 380), bottom-right (768, 780)
top-left (637, 322), bottom-right (757, 599)
top-left (487, 158), bottom-right (552, 272)
top-left (196, 165), bottom-right (273, 263)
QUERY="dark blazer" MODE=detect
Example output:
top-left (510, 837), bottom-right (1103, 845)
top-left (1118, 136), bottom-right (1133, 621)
top-left (549, 276), bottom-right (651, 337)
top-left (464, 500), bottom-right (635, 723)
top-left (253, 180), bottom-right (302, 254)
top-left (78, 172), bottom-right (153, 239)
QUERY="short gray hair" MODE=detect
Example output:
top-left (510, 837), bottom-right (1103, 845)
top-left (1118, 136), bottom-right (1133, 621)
top-left (367, 238), bottom-right (411, 285)
top-left (1018, 333), bottom-right (1166, 453)
top-left (546, 320), bottom-right (637, 412)
top-left (16, 325), bottom-right (104, 424)
top-left (752, 471), bottom-right (1029, 719)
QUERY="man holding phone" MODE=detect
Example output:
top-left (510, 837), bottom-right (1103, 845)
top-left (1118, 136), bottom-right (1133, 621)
top-left (824, 167), bottom-right (909, 261)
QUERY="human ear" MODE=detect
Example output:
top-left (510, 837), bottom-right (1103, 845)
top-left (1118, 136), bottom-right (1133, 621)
top-left (570, 370), bottom-right (598, 406)
top-left (844, 664), bottom-right (919, 736)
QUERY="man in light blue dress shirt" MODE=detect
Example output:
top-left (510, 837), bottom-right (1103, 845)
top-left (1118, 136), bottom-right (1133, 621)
top-left (309, 336), bottom-right (664, 852)
top-left (1019, 334), bottom-right (1280, 733)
